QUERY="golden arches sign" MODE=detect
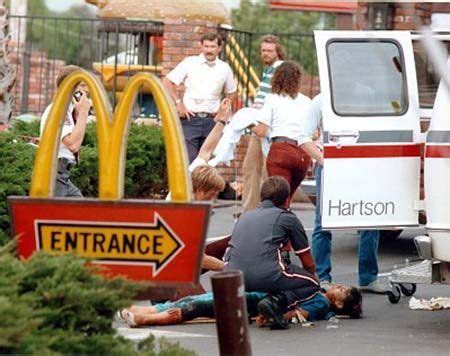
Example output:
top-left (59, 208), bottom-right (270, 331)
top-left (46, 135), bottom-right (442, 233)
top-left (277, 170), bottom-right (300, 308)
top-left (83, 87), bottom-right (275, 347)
top-left (30, 69), bottom-right (192, 202)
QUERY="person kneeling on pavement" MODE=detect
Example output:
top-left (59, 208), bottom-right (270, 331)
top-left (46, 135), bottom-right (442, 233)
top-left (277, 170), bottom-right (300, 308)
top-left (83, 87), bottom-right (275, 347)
top-left (119, 284), bottom-right (362, 327)
top-left (223, 176), bottom-right (320, 329)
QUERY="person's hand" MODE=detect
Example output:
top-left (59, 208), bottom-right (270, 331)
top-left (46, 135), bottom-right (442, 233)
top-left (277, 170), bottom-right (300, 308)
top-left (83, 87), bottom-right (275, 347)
top-left (176, 102), bottom-right (195, 120)
top-left (73, 90), bottom-right (91, 117)
top-left (291, 308), bottom-right (307, 324)
top-left (214, 98), bottom-right (232, 123)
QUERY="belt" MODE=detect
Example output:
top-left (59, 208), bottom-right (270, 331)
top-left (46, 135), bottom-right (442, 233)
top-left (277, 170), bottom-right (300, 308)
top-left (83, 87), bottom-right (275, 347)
top-left (271, 136), bottom-right (298, 145)
top-left (57, 157), bottom-right (75, 173)
top-left (195, 112), bottom-right (215, 119)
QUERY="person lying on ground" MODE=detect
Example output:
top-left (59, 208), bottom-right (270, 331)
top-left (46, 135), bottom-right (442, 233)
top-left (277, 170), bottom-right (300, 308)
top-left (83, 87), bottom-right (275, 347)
top-left (119, 283), bottom-right (362, 327)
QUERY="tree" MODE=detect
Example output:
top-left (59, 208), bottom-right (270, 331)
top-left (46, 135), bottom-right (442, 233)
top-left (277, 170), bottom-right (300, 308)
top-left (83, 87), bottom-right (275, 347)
top-left (0, 0), bottom-right (15, 124)
top-left (231, 0), bottom-right (335, 76)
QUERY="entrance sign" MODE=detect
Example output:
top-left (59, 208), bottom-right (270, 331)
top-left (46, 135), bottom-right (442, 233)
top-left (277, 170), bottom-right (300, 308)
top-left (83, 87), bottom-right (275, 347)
top-left (10, 198), bottom-right (209, 282)
top-left (9, 70), bottom-right (208, 284)
top-left (315, 31), bottom-right (421, 229)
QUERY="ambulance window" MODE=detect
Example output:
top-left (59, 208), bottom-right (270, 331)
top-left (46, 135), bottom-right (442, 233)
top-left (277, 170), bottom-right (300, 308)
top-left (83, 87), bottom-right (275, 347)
top-left (327, 40), bottom-right (407, 116)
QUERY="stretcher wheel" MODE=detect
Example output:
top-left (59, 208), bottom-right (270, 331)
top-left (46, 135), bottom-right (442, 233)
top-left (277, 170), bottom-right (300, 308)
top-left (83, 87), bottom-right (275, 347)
top-left (399, 283), bottom-right (416, 297)
top-left (387, 285), bottom-right (401, 304)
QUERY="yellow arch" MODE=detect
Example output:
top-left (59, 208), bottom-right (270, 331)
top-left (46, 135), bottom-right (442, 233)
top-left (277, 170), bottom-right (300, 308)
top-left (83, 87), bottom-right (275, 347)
top-left (30, 70), bottom-right (192, 202)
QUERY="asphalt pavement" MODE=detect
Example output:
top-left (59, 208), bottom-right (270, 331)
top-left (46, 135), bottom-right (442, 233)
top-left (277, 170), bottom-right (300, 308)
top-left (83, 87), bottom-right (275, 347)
top-left (115, 201), bottom-right (450, 356)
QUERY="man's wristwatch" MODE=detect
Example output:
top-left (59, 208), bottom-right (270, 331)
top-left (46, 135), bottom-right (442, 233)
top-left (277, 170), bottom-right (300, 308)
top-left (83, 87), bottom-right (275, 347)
top-left (175, 98), bottom-right (181, 105)
top-left (218, 119), bottom-right (227, 126)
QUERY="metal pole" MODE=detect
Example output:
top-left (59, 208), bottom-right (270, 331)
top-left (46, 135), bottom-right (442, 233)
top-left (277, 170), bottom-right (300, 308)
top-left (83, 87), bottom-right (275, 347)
top-left (211, 270), bottom-right (252, 356)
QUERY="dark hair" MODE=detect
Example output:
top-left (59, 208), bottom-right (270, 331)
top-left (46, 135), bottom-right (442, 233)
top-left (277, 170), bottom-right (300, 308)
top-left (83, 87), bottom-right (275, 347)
top-left (260, 34), bottom-right (286, 60)
top-left (260, 176), bottom-right (290, 207)
top-left (200, 32), bottom-right (222, 46)
top-left (56, 65), bottom-right (83, 88)
top-left (332, 287), bottom-right (362, 319)
top-left (271, 60), bottom-right (302, 99)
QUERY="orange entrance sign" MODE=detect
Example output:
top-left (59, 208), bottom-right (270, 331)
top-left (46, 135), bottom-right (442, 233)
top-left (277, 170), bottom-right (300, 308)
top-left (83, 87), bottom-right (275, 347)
top-left (10, 197), bottom-right (210, 283)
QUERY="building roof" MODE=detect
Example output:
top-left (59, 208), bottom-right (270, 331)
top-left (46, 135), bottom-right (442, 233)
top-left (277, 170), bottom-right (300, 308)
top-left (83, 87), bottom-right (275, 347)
top-left (269, 0), bottom-right (357, 14)
top-left (85, 0), bottom-right (230, 23)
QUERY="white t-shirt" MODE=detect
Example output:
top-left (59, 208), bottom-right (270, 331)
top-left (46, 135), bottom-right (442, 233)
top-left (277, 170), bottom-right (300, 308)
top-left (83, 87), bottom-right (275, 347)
top-left (40, 103), bottom-right (76, 162)
top-left (257, 93), bottom-right (312, 144)
top-left (166, 53), bottom-right (237, 113)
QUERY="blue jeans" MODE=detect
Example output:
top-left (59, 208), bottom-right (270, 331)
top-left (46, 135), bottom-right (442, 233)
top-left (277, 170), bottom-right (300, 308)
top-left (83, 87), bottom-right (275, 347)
top-left (311, 164), bottom-right (380, 286)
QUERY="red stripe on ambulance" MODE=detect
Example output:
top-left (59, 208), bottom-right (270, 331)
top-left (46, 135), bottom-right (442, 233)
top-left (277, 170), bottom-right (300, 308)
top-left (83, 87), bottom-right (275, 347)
top-left (426, 146), bottom-right (450, 158)
top-left (324, 145), bottom-right (421, 159)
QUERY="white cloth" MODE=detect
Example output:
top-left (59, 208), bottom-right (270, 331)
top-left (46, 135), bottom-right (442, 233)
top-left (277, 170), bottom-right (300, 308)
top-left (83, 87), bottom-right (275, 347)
top-left (166, 53), bottom-right (237, 113)
top-left (257, 93), bottom-right (312, 144)
top-left (209, 108), bottom-right (269, 167)
top-left (40, 103), bottom-right (76, 162)
top-left (409, 296), bottom-right (450, 311)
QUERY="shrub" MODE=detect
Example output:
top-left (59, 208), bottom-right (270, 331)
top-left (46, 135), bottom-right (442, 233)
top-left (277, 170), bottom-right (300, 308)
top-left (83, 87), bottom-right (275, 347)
top-left (0, 246), bottom-right (195, 355)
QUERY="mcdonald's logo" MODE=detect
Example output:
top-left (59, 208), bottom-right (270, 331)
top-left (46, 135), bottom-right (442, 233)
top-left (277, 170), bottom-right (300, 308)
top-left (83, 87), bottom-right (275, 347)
top-left (8, 70), bottom-right (210, 283)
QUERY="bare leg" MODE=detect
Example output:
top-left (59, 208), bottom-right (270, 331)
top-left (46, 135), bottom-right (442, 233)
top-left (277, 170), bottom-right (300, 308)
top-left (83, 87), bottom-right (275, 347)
top-left (133, 308), bottom-right (183, 326)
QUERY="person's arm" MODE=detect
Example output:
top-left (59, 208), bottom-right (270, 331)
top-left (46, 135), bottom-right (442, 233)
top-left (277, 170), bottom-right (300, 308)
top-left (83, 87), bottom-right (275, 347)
top-left (283, 212), bottom-right (317, 275)
top-left (297, 250), bottom-right (316, 275)
top-left (162, 77), bottom-right (195, 119)
top-left (201, 254), bottom-right (224, 271)
top-left (301, 141), bottom-right (323, 166)
top-left (251, 122), bottom-right (269, 137)
top-left (299, 94), bottom-right (323, 164)
top-left (163, 59), bottom-right (195, 119)
top-left (197, 98), bottom-right (232, 161)
top-left (62, 91), bottom-right (90, 153)
top-left (223, 65), bottom-right (238, 112)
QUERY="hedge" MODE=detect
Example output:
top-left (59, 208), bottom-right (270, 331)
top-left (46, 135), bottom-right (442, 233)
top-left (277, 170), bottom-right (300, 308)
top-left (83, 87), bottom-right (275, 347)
top-left (0, 121), bottom-right (168, 245)
top-left (0, 245), bottom-right (195, 355)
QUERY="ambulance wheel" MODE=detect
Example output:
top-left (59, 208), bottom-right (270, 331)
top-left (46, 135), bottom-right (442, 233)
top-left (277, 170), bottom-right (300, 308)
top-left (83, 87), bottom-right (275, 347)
top-left (387, 285), bottom-right (401, 304)
top-left (399, 283), bottom-right (416, 297)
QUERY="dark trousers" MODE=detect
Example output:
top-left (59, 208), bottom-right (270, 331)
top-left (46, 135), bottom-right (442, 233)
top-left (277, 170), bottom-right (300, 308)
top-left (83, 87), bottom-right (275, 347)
top-left (274, 264), bottom-right (320, 309)
top-left (55, 158), bottom-right (82, 197)
top-left (266, 142), bottom-right (311, 201)
top-left (181, 115), bottom-right (216, 163)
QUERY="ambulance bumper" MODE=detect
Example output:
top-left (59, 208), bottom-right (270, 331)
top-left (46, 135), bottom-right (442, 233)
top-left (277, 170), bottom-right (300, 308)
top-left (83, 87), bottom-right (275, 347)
top-left (414, 235), bottom-right (432, 260)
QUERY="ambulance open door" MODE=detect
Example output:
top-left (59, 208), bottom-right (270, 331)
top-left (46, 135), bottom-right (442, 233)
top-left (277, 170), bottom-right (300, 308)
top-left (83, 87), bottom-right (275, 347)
top-left (314, 31), bottom-right (421, 229)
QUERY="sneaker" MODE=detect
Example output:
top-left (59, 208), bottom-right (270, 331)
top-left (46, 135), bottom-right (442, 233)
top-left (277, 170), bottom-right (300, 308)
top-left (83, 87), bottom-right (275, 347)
top-left (320, 280), bottom-right (333, 292)
top-left (257, 295), bottom-right (289, 330)
top-left (359, 280), bottom-right (387, 294)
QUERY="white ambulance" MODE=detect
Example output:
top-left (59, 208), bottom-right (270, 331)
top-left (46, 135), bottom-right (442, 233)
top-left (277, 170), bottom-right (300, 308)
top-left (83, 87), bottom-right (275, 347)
top-left (314, 31), bottom-right (450, 302)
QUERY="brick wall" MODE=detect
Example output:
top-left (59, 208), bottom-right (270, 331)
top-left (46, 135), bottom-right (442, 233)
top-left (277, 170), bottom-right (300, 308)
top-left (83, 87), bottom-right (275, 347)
top-left (356, 2), bottom-right (432, 30)
top-left (162, 18), bottom-right (218, 76)
top-left (9, 43), bottom-right (65, 116)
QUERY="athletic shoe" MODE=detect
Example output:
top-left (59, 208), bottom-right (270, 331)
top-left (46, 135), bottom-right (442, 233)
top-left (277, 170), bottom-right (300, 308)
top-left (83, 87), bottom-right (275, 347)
top-left (257, 295), bottom-right (289, 330)
top-left (359, 280), bottom-right (388, 294)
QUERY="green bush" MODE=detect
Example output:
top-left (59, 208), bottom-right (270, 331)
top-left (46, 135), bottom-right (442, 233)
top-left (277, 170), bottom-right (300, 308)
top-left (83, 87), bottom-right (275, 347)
top-left (0, 121), bottom-right (168, 245)
top-left (0, 247), bottom-right (195, 355)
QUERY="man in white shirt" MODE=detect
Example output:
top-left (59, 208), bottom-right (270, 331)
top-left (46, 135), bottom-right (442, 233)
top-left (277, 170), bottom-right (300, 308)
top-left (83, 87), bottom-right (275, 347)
top-left (40, 65), bottom-right (92, 197)
top-left (163, 32), bottom-right (237, 163)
